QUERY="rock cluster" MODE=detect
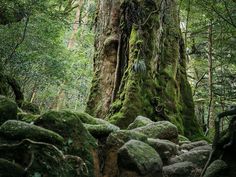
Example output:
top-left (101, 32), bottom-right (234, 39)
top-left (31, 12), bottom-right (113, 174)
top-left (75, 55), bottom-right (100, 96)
top-left (2, 95), bottom-right (233, 177)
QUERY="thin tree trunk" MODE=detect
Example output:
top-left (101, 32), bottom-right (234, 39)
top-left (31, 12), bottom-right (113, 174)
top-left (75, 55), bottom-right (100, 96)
top-left (206, 20), bottom-right (213, 134)
top-left (30, 83), bottom-right (37, 103)
top-left (67, 0), bottom-right (84, 49)
top-left (184, 0), bottom-right (191, 62)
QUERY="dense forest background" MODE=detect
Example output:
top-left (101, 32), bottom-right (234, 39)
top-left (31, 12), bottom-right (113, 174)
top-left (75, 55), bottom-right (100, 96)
top-left (0, 0), bottom-right (235, 139)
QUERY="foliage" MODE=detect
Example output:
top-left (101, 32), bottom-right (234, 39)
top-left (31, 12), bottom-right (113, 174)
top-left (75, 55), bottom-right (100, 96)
top-left (0, 0), bottom-right (96, 112)
top-left (180, 0), bottom-right (236, 138)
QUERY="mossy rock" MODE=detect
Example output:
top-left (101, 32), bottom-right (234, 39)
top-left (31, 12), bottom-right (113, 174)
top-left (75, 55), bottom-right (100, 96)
top-left (19, 101), bottom-right (40, 114)
top-left (0, 158), bottom-right (25, 177)
top-left (75, 112), bottom-right (120, 137)
top-left (163, 162), bottom-right (197, 177)
top-left (170, 149), bottom-right (210, 168)
top-left (147, 138), bottom-right (177, 164)
top-left (35, 110), bottom-right (98, 177)
top-left (0, 120), bottom-right (64, 144)
top-left (118, 140), bottom-right (163, 176)
top-left (107, 130), bottom-right (148, 148)
top-left (127, 115), bottom-right (153, 130)
top-left (131, 121), bottom-right (178, 143)
top-left (180, 140), bottom-right (208, 151)
top-left (0, 95), bottom-right (17, 125)
top-left (178, 134), bottom-right (190, 142)
top-left (203, 160), bottom-right (228, 177)
top-left (83, 123), bottom-right (119, 138)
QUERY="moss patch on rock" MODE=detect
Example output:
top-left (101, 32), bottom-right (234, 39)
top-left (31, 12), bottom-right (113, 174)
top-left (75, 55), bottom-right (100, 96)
top-left (131, 121), bottom-right (179, 143)
top-left (127, 116), bottom-right (153, 130)
top-left (118, 140), bottom-right (163, 175)
top-left (0, 120), bottom-right (64, 144)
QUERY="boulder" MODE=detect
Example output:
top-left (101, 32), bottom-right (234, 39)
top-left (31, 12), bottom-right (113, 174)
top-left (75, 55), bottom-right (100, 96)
top-left (180, 140), bottom-right (208, 150)
top-left (147, 138), bottom-right (178, 164)
top-left (178, 135), bottom-right (190, 142)
top-left (84, 123), bottom-right (119, 138)
top-left (107, 130), bottom-right (148, 147)
top-left (131, 121), bottom-right (178, 143)
top-left (0, 120), bottom-right (63, 144)
top-left (35, 110), bottom-right (99, 177)
top-left (0, 120), bottom-right (69, 177)
top-left (170, 149), bottom-right (210, 168)
top-left (178, 135), bottom-right (191, 145)
top-left (118, 140), bottom-right (163, 177)
top-left (0, 95), bottom-right (17, 125)
top-left (103, 130), bottom-right (148, 177)
top-left (75, 112), bottom-right (120, 138)
top-left (203, 160), bottom-right (228, 177)
top-left (163, 162), bottom-right (197, 177)
top-left (127, 116), bottom-right (153, 130)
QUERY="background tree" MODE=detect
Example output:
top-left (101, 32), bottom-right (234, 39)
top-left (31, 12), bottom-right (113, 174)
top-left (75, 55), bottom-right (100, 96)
top-left (180, 0), bottom-right (236, 137)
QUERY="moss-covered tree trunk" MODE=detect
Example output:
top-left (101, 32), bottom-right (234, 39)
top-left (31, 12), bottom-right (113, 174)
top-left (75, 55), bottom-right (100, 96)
top-left (87, 0), bottom-right (202, 138)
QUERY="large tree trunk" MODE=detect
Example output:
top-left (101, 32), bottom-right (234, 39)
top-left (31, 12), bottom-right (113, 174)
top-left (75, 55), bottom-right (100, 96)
top-left (87, 0), bottom-right (202, 138)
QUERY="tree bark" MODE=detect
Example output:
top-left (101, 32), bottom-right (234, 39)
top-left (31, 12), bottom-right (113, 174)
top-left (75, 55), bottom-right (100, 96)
top-left (87, 0), bottom-right (202, 138)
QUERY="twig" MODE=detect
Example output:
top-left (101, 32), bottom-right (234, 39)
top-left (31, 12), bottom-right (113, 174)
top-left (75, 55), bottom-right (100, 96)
top-left (193, 72), bottom-right (207, 96)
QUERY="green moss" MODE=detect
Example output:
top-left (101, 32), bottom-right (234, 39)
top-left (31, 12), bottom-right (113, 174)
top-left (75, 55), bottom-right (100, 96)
top-left (178, 134), bottom-right (190, 142)
top-left (118, 140), bottom-right (162, 175)
top-left (127, 116), bottom-right (153, 130)
top-left (107, 130), bottom-right (148, 147)
top-left (84, 123), bottom-right (119, 138)
top-left (178, 75), bottom-right (203, 139)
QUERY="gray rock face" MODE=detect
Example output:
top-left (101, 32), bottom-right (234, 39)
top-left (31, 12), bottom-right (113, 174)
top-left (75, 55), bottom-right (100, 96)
top-left (118, 140), bottom-right (163, 175)
top-left (180, 140), bottom-right (208, 150)
top-left (147, 138), bottom-right (177, 164)
top-left (163, 162), bottom-right (196, 177)
top-left (0, 95), bottom-right (17, 125)
top-left (127, 116), bottom-right (153, 130)
top-left (170, 150), bottom-right (210, 168)
top-left (203, 160), bottom-right (228, 177)
top-left (131, 121), bottom-right (178, 143)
